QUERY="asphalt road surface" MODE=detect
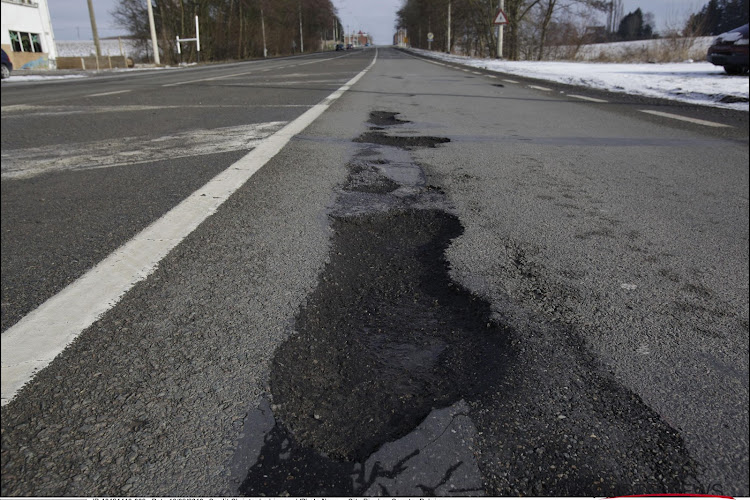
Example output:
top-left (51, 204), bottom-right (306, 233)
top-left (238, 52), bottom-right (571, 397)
top-left (1, 47), bottom-right (748, 496)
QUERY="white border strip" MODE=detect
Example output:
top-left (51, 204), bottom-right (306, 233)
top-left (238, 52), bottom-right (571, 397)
top-left (639, 109), bottom-right (730, 128)
top-left (568, 94), bottom-right (608, 103)
top-left (86, 90), bottom-right (132, 97)
top-left (0, 49), bottom-right (379, 406)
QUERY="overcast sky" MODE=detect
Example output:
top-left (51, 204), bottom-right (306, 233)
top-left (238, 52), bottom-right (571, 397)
top-left (48, 0), bottom-right (707, 43)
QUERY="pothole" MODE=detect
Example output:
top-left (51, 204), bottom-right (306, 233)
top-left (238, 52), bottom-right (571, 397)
top-left (234, 110), bottom-right (499, 495)
top-left (367, 111), bottom-right (411, 127)
top-left (354, 131), bottom-right (451, 149)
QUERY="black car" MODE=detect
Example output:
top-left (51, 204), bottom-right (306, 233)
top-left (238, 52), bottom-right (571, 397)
top-left (707, 23), bottom-right (749, 75)
top-left (1, 49), bottom-right (12, 79)
top-left (335, 43), bottom-right (344, 51)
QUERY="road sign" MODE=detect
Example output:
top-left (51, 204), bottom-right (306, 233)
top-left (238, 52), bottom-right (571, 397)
top-left (493, 9), bottom-right (509, 25)
top-left (427, 32), bottom-right (434, 41)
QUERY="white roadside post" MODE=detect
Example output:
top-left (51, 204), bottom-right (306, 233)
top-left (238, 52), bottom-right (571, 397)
top-left (176, 16), bottom-right (201, 64)
top-left (195, 15), bottom-right (201, 62)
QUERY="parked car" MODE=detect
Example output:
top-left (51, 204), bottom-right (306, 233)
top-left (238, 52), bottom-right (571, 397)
top-left (346, 43), bottom-right (353, 50)
top-left (707, 23), bottom-right (749, 75)
top-left (1, 49), bottom-right (12, 79)
top-left (335, 43), bottom-right (344, 51)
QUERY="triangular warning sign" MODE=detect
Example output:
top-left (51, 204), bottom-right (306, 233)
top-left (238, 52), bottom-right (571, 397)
top-left (493, 9), bottom-right (509, 25)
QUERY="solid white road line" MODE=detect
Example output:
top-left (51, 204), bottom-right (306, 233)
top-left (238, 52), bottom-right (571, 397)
top-left (0, 49), bottom-right (379, 406)
top-left (568, 94), bottom-right (608, 103)
top-left (639, 109), bottom-right (731, 128)
top-left (86, 90), bottom-right (132, 97)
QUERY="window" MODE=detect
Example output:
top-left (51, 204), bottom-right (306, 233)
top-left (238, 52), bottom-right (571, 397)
top-left (9, 31), bottom-right (43, 53)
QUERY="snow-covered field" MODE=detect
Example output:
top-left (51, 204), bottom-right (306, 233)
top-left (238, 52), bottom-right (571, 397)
top-left (410, 48), bottom-right (749, 111)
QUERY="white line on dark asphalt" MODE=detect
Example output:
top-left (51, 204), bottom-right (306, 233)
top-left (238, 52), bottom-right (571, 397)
top-left (568, 94), bottom-right (608, 103)
top-left (86, 90), bottom-right (132, 97)
top-left (639, 109), bottom-right (731, 128)
top-left (528, 85), bottom-right (553, 91)
top-left (503, 79), bottom-right (519, 83)
top-left (163, 70), bottom-right (257, 87)
top-left (0, 49), bottom-right (380, 406)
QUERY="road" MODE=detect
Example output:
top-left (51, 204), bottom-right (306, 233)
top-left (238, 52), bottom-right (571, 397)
top-left (1, 47), bottom-right (748, 496)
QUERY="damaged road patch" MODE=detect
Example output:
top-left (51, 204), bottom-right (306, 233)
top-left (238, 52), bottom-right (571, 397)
top-left (234, 112), bottom-right (500, 495)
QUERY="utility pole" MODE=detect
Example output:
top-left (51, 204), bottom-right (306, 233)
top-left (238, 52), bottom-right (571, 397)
top-left (299, 2), bottom-right (304, 53)
top-left (146, 0), bottom-right (160, 64)
top-left (446, 0), bottom-right (451, 53)
top-left (86, 0), bottom-right (101, 59)
top-left (261, 8), bottom-right (267, 57)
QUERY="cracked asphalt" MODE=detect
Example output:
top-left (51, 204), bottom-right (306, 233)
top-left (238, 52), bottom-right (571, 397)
top-left (1, 47), bottom-right (748, 496)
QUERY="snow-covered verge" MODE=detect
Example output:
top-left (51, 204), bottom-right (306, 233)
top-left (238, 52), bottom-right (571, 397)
top-left (409, 48), bottom-right (749, 112)
top-left (543, 36), bottom-right (715, 62)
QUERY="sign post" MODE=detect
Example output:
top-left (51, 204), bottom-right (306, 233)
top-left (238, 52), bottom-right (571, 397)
top-left (427, 32), bottom-right (434, 50)
top-left (493, 2), bottom-right (509, 59)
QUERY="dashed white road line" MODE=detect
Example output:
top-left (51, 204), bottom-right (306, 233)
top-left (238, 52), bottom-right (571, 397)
top-left (528, 85), bottom-right (553, 91)
top-left (487, 75), bottom-right (497, 78)
top-left (502, 79), bottom-right (519, 83)
top-left (86, 90), bottom-right (132, 97)
top-left (163, 70), bottom-right (257, 87)
top-left (639, 109), bottom-right (731, 128)
top-left (0, 49), bottom-right (380, 406)
top-left (568, 94), bottom-right (608, 103)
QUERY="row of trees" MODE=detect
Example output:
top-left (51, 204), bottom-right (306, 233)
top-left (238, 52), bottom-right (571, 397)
top-left (395, 0), bottom-right (748, 61)
top-left (396, 0), bottom-right (622, 60)
top-left (685, 0), bottom-right (749, 36)
top-left (112, 0), bottom-right (343, 64)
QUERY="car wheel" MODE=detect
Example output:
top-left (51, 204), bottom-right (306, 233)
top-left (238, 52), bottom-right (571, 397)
top-left (723, 65), bottom-right (745, 75)
top-left (1, 64), bottom-right (9, 79)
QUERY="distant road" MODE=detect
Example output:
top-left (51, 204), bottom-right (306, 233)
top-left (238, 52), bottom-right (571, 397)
top-left (1, 47), bottom-right (747, 497)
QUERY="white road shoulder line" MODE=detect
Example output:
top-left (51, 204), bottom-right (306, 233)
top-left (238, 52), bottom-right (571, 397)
top-left (502, 79), bottom-right (519, 83)
top-left (639, 109), bottom-right (730, 128)
top-left (528, 85), bottom-right (552, 91)
top-left (568, 94), bottom-right (608, 103)
top-left (86, 90), bottom-right (132, 97)
top-left (0, 49), bottom-right (379, 406)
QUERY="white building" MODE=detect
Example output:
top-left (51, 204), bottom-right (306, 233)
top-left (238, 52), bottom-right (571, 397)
top-left (1, 0), bottom-right (57, 69)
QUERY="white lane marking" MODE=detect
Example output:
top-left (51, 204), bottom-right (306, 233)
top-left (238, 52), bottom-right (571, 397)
top-left (503, 79), bottom-right (519, 83)
top-left (86, 90), bottom-right (132, 97)
top-left (462, 69), bottom-right (471, 72)
top-left (0, 48), bottom-right (379, 406)
top-left (568, 94), bottom-right (608, 103)
top-left (528, 85), bottom-right (552, 91)
top-left (471, 71), bottom-right (482, 75)
top-left (163, 70), bottom-right (256, 87)
top-left (639, 109), bottom-right (731, 128)
top-left (487, 75), bottom-right (497, 78)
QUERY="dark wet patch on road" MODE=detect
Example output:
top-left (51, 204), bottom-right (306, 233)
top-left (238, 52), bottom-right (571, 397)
top-left (233, 110), bottom-right (699, 497)
top-left (354, 131), bottom-right (450, 149)
top-left (367, 110), bottom-right (411, 127)
top-left (234, 112), bottom-right (496, 495)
